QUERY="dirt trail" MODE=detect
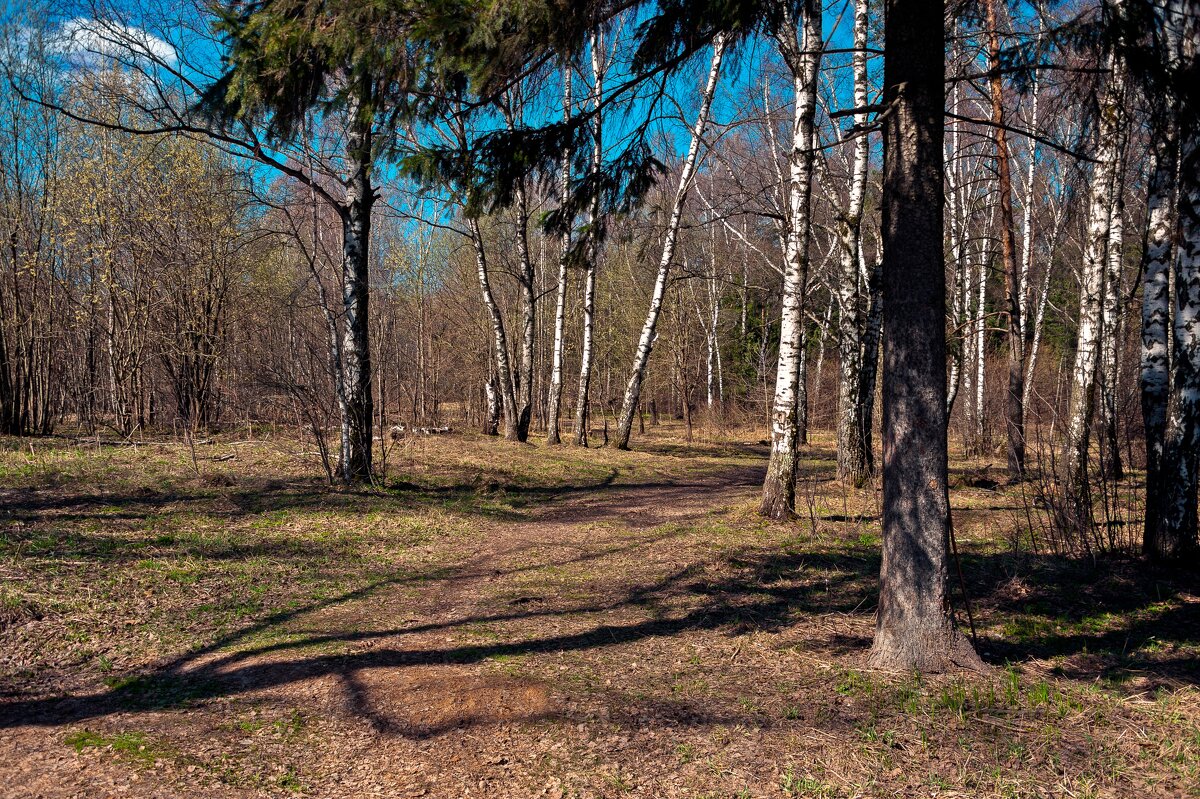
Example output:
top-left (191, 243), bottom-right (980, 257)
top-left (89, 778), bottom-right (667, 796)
top-left (3, 460), bottom-right (773, 799)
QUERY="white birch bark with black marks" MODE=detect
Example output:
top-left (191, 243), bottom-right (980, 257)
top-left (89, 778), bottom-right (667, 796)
top-left (1151, 125), bottom-right (1200, 558)
top-left (547, 67), bottom-right (572, 445)
top-left (339, 103), bottom-right (375, 483)
top-left (1063, 50), bottom-right (1127, 522)
top-left (614, 34), bottom-right (725, 450)
top-left (574, 30), bottom-right (604, 446)
top-left (470, 218), bottom-right (519, 439)
top-left (761, 0), bottom-right (823, 519)
top-left (835, 0), bottom-right (872, 484)
top-left (1099, 183), bottom-right (1127, 478)
top-left (1141, 118), bottom-right (1178, 550)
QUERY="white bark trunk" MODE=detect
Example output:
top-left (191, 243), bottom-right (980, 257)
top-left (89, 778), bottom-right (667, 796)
top-left (614, 35), bottom-right (725, 449)
top-left (574, 30), bottom-right (605, 446)
top-left (835, 0), bottom-right (872, 484)
top-left (762, 0), bottom-right (823, 519)
top-left (546, 68), bottom-right (572, 445)
top-left (1063, 49), bottom-right (1127, 516)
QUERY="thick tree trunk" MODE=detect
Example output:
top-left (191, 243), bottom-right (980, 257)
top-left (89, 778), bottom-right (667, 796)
top-left (340, 119), bottom-right (375, 482)
top-left (546, 68), bottom-right (572, 445)
top-left (1149, 126), bottom-right (1200, 559)
top-left (615, 36), bottom-right (725, 450)
top-left (1063, 52), bottom-right (1127, 524)
top-left (1141, 120), bottom-right (1178, 552)
top-left (985, 0), bottom-right (1025, 479)
top-left (836, 0), bottom-right (872, 485)
top-left (868, 0), bottom-right (983, 673)
top-left (761, 0), bottom-right (823, 519)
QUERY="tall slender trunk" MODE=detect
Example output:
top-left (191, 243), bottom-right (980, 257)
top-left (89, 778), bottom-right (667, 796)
top-left (1099, 186), bottom-right (1126, 478)
top-left (985, 0), bottom-right (1025, 478)
top-left (945, 109), bottom-right (967, 418)
top-left (1141, 118), bottom-right (1178, 552)
top-left (972, 240), bottom-right (988, 453)
top-left (761, 0), bottom-right (823, 519)
top-left (513, 177), bottom-right (536, 442)
top-left (1063, 50), bottom-right (1127, 522)
top-left (836, 0), bottom-right (872, 485)
top-left (340, 111), bottom-right (374, 482)
top-left (857, 252), bottom-right (882, 473)
top-left (547, 68), bottom-right (572, 445)
top-left (1023, 184), bottom-right (1068, 410)
top-left (868, 0), bottom-right (983, 672)
top-left (574, 30), bottom-right (604, 447)
top-left (470, 218), bottom-right (519, 439)
top-left (615, 35), bottom-right (725, 450)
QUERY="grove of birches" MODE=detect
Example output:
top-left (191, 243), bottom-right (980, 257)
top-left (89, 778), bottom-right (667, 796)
top-left (3, 0), bottom-right (1200, 686)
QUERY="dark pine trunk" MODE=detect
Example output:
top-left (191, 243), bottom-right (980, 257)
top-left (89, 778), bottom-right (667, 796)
top-left (867, 0), bottom-right (984, 673)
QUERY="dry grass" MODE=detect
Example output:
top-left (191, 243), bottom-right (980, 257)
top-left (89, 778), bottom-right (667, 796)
top-left (1, 424), bottom-right (1197, 798)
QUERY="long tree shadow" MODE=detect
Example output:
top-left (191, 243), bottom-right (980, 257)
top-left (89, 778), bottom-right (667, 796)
top-left (0, 546), bottom-right (880, 734)
top-left (6, 457), bottom-right (1198, 738)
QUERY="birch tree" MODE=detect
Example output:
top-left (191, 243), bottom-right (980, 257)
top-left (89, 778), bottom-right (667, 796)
top-left (574, 29), bottom-right (606, 447)
top-left (546, 67), bottom-right (573, 445)
top-left (761, 0), bottom-right (823, 519)
top-left (1063, 35), bottom-right (1128, 525)
top-left (834, 0), bottom-right (873, 485)
top-left (614, 34), bottom-right (725, 450)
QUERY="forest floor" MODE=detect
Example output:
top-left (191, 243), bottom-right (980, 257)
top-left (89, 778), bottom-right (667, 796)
top-left (1, 424), bottom-right (1198, 799)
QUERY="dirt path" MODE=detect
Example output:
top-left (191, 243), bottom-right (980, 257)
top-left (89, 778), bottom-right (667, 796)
top-left (4, 459), bottom-right (787, 799)
top-left (4, 438), bottom-right (1197, 799)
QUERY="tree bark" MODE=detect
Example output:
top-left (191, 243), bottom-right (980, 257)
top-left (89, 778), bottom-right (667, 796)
top-left (761, 0), bottom-right (823, 519)
top-left (868, 0), bottom-right (983, 673)
top-left (1063, 50), bottom-right (1127, 525)
top-left (1149, 127), bottom-right (1200, 559)
top-left (574, 30), bottom-right (604, 447)
top-left (470, 218), bottom-right (520, 440)
top-left (1141, 119), bottom-right (1178, 553)
top-left (836, 0), bottom-right (872, 486)
top-left (513, 177), bottom-right (536, 443)
top-left (339, 112), bottom-right (375, 482)
top-left (1099, 185), bottom-right (1126, 479)
top-left (547, 67), bottom-right (572, 445)
top-left (615, 35), bottom-right (725, 450)
top-left (984, 0), bottom-right (1025, 479)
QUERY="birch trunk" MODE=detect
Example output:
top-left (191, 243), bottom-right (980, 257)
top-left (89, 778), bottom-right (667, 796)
top-left (1063, 51), bottom-right (1126, 523)
top-left (340, 112), bottom-right (375, 483)
top-left (614, 35), bottom-right (725, 450)
top-left (761, 0), bottom-right (823, 519)
top-left (1150, 126), bottom-right (1200, 559)
top-left (513, 176), bottom-right (536, 442)
top-left (1141, 119), bottom-right (1178, 551)
top-left (868, 0), bottom-right (982, 672)
top-left (470, 218), bottom-right (519, 439)
top-left (836, 0), bottom-right (872, 485)
top-left (546, 68), bottom-right (572, 445)
top-left (1023, 185), bottom-right (1068, 410)
top-left (1099, 187), bottom-right (1126, 479)
top-left (574, 30), bottom-right (604, 447)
